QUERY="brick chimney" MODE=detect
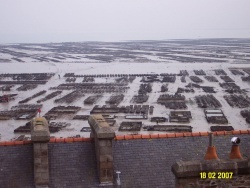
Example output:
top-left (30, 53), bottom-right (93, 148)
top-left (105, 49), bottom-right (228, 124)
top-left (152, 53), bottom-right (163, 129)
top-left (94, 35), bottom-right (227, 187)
top-left (88, 115), bottom-right (115, 185)
top-left (31, 117), bottom-right (50, 187)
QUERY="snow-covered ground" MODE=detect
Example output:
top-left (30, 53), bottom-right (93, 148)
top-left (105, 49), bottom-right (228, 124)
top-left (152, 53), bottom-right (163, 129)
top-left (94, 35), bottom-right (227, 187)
top-left (0, 61), bottom-right (250, 140)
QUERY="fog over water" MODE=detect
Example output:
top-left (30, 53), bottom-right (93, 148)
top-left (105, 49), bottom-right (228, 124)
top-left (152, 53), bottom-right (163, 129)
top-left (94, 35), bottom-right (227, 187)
top-left (1, 0), bottom-right (250, 43)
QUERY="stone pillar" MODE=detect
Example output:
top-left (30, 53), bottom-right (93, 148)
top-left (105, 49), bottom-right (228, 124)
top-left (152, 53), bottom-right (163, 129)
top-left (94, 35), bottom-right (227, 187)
top-left (31, 117), bottom-right (50, 187)
top-left (88, 115), bottom-right (115, 185)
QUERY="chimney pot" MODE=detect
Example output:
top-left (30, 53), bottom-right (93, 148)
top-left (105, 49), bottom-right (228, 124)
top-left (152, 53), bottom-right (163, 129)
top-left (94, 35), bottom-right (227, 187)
top-left (204, 146), bottom-right (219, 160)
top-left (229, 137), bottom-right (242, 159)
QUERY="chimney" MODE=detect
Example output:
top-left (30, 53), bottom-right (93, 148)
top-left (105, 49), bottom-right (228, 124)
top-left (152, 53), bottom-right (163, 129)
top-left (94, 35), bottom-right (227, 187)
top-left (229, 137), bottom-right (243, 159)
top-left (204, 132), bottom-right (219, 160)
top-left (88, 115), bottom-right (115, 185)
top-left (31, 117), bottom-right (50, 187)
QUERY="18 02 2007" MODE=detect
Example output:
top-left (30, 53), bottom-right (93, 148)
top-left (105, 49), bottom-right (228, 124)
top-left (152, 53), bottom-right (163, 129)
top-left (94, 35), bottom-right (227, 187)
top-left (200, 172), bottom-right (233, 179)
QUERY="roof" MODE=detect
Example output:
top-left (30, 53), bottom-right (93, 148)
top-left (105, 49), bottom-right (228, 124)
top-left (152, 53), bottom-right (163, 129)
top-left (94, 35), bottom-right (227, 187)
top-left (1, 131), bottom-right (250, 187)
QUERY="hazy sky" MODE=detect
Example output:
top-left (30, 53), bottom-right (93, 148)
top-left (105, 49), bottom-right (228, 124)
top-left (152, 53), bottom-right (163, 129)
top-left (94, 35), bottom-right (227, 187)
top-left (0, 0), bottom-right (250, 43)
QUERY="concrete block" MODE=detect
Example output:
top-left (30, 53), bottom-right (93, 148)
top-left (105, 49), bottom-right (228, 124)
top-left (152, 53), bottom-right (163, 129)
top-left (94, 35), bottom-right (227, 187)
top-left (100, 176), bottom-right (113, 183)
top-left (99, 140), bottom-right (112, 147)
top-left (35, 164), bottom-right (48, 173)
top-left (34, 158), bottom-right (42, 165)
top-left (172, 160), bottom-right (201, 178)
top-left (88, 115), bottom-right (115, 139)
top-left (201, 160), bottom-right (220, 171)
top-left (217, 160), bottom-right (237, 172)
top-left (31, 117), bottom-right (50, 142)
top-left (201, 160), bottom-right (237, 173)
top-left (33, 143), bottom-right (41, 150)
top-left (236, 159), bottom-right (250, 174)
top-left (40, 143), bottom-right (48, 151)
top-left (99, 155), bottom-right (113, 162)
top-left (41, 156), bottom-right (48, 165)
top-left (90, 132), bottom-right (94, 139)
top-left (99, 146), bottom-right (112, 155)
top-left (100, 168), bottom-right (113, 182)
top-left (41, 149), bottom-right (48, 157)
top-left (40, 172), bottom-right (49, 181)
top-left (34, 150), bottom-right (41, 158)
top-left (100, 162), bottom-right (113, 169)
top-left (35, 174), bottom-right (49, 185)
top-left (35, 174), bottom-right (49, 186)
